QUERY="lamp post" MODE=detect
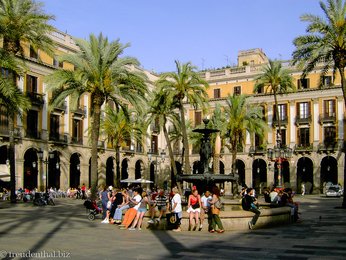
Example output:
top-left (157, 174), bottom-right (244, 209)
top-left (267, 134), bottom-right (293, 188)
top-left (37, 149), bottom-right (55, 192)
top-left (148, 148), bottom-right (166, 184)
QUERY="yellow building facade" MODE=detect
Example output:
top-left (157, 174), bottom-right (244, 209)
top-left (0, 34), bottom-right (344, 195)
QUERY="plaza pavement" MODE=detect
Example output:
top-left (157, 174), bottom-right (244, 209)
top-left (0, 194), bottom-right (345, 260)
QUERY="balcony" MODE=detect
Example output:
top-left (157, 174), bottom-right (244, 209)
top-left (52, 101), bottom-right (67, 114)
top-left (26, 130), bottom-right (41, 139)
top-left (249, 145), bottom-right (267, 156)
top-left (295, 115), bottom-right (312, 126)
top-left (26, 91), bottom-right (44, 106)
top-left (272, 117), bottom-right (288, 127)
top-left (0, 127), bottom-right (21, 140)
top-left (71, 136), bottom-right (83, 145)
top-left (319, 113), bottom-right (336, 124)
top-left (317, 141), bottom-right (338, 153)
top-left (150, 123), bottom-right (159, 133)
top-left (294, 143), bottom-right (313, 154)
top-left (49, 133), bottom-right (68, 145)
top-left (71, 106), bottom-right (86, 118)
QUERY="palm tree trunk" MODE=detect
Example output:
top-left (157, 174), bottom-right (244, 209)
top-left (338, 67), bottom-right (346, 208)
top-left (115, 145), bottom-right (121, 187)
top-left (179, 101), bottom-right (190, 174)
top-left (90, 100), bottom-right (102, 200)
top-left (162, 121), bottom-right (182, 193)
top-left (273, 89), bottom-right (283, 187)
top-left (8, 114), bottom-right (16, 203)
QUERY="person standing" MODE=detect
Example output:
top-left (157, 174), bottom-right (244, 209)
top-left (170, 187), bottom-right (182, 232)
top-left (81, 183), bottom-right (86, 199)
top-left (100, 186), bottom-right (110, 220)
top-left (200, 190), bottom-right (212, 231)
top-left (186, 186), bottom-right (201, 231)
top-left (209, 186), bottom-right (224, 233)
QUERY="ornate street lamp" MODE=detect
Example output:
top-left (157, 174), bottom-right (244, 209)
top-left (267, 137), bottom-right (292, 187)
top-left (37, 149), bottom-right (55, 192)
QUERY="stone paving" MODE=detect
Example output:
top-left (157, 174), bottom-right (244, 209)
top-left (0, 195), bottom-right (345, 259)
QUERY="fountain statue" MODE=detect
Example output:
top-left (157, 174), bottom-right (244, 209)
top-left (177, 118), bottom-right (237, 191)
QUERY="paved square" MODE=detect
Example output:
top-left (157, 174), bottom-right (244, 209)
top-left (0, 195), bottom-right (345, 259)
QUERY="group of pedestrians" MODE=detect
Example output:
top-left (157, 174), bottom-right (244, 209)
top-left (96, 184), bottom-right (226, 233)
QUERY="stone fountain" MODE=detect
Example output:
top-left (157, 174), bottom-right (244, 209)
top-left (177, 118), bottom-right (237, 192)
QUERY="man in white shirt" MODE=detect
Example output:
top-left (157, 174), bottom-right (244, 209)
top-left (200, 190), bottom-right (212, 231)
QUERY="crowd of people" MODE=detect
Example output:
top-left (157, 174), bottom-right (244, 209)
top-left (92, 184), bottom-right (225, 233)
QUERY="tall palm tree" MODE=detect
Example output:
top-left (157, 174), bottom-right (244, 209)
top-left (101, 107), bottom-right (144, 187)
top-left (0, 0), bottom-right (54, 202)
top-left (224, 95), bottom-right (267, 184)
top-left (46, 33), bottom-right (148, 199)
top-left (254, 60), bottom-right (295, 141)
top-left (156, 60), bottom-right (209, 175)
top-left (146, 87), bottom-right (180, 188)
top-left (293, 0), bottom-right (346, 104)
top-left (292, 0), bottom-right (346, 207)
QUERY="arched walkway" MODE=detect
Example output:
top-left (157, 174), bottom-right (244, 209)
top-left (106, 157), bottom-right (115, 187)
top-left (235, 159), bottom-right (246, 187)
top-left (23, 148), bottom-right (39, 190)
top-left (252, 159), bottom-right (267, 194)
top-left (70, 153), bottom-right (81, 188)
top-left (297, 157), bottom-right (314, 194)
top-left (320, 156), bottom-right (338, 192)
top-left (48, 150), bottom-right (60, 189)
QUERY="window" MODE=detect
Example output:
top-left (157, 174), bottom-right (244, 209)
top-left (234, 86), bottom-right (241, 96)
top-left (1, 67), bottom-right (11, 78)
top-left (297, 78), bottom-right (310, 89)
top-left (26, 110), bottom-right (38, 138)
top-left (72, 118), bottom-right (83, 144)
top-left (29, 46), bottom-right (38, 59)
top-left (49, 114), bottom-right (60, 140)
top-left (213, 89), bottom-right (221, 99)
top-left (324, 126), bottom-right (336, 144)
top-left (0, 105), bottom-right (8, 132)
top-left (273, 104), bottom-right (287, 121)
top-left (321, 76), bottom-right (332, 87)
top-left (195, 111), bottom-right (202, 127)
top-left (26, 75), bottom-right (38, 93)
top-left (324, 99), bottom-right (336, 117)
top-left (298, 102), bottom-right (310, 119)
top-left (298, 128), bottom-right (310, 147)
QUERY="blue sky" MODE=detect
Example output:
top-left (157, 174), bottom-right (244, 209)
top-left (41, 0), bottom-right (323, 73)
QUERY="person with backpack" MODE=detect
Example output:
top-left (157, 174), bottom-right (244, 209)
top-left (242, 188), bottom-right (261, 230)
top-left (209, 186), bottom-right (224, 233)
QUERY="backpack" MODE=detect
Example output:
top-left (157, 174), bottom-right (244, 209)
top-left (241, 196), bottom-right (251, 211)
top-left (214, 197), bottom-right (223, 209)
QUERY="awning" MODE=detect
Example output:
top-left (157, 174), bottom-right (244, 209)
top-left (0, 164), bottom-right (10, 182)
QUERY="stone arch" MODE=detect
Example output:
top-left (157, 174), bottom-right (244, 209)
top-left (252, 158), bottom-right (267, 194)
top-left (135, 160), bottom-right (144, 179)
top-left (23, 148), bottom-right (39, 190)
top-left (320, 156), bottom-right (338, 192)
top-left (297, 157), bottom-right (314, 194)
top-left (235, 159), bottom-right (246, 187)
top-left (70, 153), bottom-right (81, 188)
top-left (106, 156), bottom-right (115, 187)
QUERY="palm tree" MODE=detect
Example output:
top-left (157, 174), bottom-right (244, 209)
top-left (0, 50), bottom-right (31, 202)
top-left (101, 106), bottom-right (144, 187)
top-left (156, 60), bottom-right (209, 175)
top-left (0, 0), bottom-right (54, 202)
top-left (224, 95), bottom-right (267, 186)
top-left (292, 0), bottom-right (346, 207)
top-left (46, 33), bottom-right (148, 199)
top-left (146, 87), bottom-right (181, 188)
top-left (293, 0), bottom-right (346, 104)
top-left (254, 60), bottom-right (295, 141)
